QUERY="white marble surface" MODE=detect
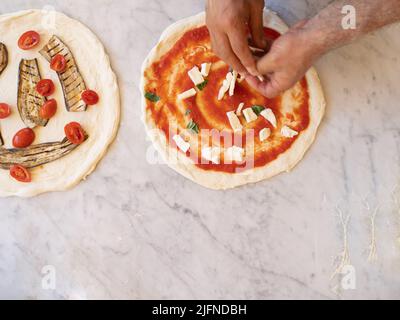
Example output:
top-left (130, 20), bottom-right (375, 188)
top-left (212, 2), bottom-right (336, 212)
top-left (0, 0), bottom-right (400, 300)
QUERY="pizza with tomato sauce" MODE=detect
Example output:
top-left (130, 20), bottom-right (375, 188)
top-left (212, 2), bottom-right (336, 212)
top-left (142, 11), bottom-right (325, 190)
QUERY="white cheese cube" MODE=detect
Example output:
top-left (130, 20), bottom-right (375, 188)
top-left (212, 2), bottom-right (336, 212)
top-left (281, 126), bottom-right (298, 138)
top-left (173, 135), bottom-right (190, 153)
top-left (225, 146), bottom-right (245, 163)
top-left (202, 146), bottom-right (221, 164)
top-left (259, 128), bottom-right (271, 142)
top-left (218, 83), bottom-right (229, 100)
top-left (260, 108), bottom-right (277, 128)
top-left (226, 72), bottom-right (233, 83)
top-left (177, 88), bottom-right (197, 100)
top-left (201, 63), bottom-right (211, 77)
top-left (242, 108), bottom-right (258, 123)
top-left (236, 102), bottom-right (245, 116)
top-left (226, 111), bottom-right (243, 132)
top-left (217, 72), bottom-right (234, 100)
top-left (229, 70), bottom-right (238, 96)
top-left (188, 66), bottom-right (205, 86)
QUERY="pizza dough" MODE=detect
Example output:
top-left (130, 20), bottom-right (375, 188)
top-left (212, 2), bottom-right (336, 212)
top-left (0, 9), bottom-right (120, 197)
top-left (141, 10), bottom-right (325, 190)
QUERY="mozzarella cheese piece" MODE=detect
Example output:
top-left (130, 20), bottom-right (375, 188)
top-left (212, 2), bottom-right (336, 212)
top-left (173, 135), bottom-right (190, 152)
top-left (202, 146), bottom-right (221, 164)
top-left (236, 102), bottom-right (245, 116)
top-left (218, 72), bottom-right (233, 100)
top-left (242, 108), bottom-right (258, 123)
top-left (188, 66), bottom-right (205, 86)
top-left (226, 111), bottom-right (243, 132)
top-left (260, 108), bottom-right (277, 128)
top-left (229, 70), bottom-right (238, 96)
top-left (201, 63), bottom-right (211, 77)
top-left (259, 128), bottom-right (271, 142)
top-left (225, 146), bottom-right (245, 162)
top-left (177, 88), bottom-right (197, 100)
top-left (281, 126), bottom-right (298, 138)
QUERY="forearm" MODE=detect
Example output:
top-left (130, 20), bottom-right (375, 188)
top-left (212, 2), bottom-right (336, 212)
top-left (304, 0), bottom-right (400, 54)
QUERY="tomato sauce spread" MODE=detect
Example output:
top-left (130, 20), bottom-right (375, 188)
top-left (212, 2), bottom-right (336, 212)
top-left (144, 26), bottom-right (310, 174)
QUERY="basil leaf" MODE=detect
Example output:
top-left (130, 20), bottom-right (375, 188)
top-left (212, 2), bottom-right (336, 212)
top-left (185, 109), bottom-right (191, 116)
top-left (187, 119), bottom-right (200, 134)
top-left (145, 92), bottom-right (160, 102)
top-left (252, 105), bottom-right (265, 116)
top-left (196, 80), bottom-right (208, 91)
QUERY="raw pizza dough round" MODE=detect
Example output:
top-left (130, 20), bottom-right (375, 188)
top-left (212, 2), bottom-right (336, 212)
top-left (0, 9), bottom-right (120, 197)
top-left (141, 10), bottom-right (325, 190)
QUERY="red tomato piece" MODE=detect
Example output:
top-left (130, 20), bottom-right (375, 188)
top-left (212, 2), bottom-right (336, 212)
top-left (81, 90), bottom-right (99, 105)
top-left (50, 54), bottom-right (67, 72)
top-left (36, 79), bottom-right (55, 97)
top-left (39, 99), bottom-right (57, 119)
top-left (18, 31), bottom-right (40, 50)
top-left (12, 128), bottom-right (35, 148)
top-left (263, 28), bottom-right (281, 41)
top-left (64, 122), bottom-right (85, 145)
top-left (10, 165), bottom-right (31, 183)
top-left (0, 103), bottom-right (11, 119)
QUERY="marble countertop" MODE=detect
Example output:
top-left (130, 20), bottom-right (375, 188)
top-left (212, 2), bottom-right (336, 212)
top-left (1, 0), bottom-right (400, 300)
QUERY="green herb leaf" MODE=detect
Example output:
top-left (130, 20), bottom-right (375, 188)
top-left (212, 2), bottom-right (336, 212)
top-left (185, 109), bottom-right (192, 116)
top-left (252, 105), bottom-right (265, 116)
top-left (145, 92), bottom-right (160, 102)
top-left (187, 119), bottom-right (200, 134)
top-left (196, 80), bottom-right (208, 91)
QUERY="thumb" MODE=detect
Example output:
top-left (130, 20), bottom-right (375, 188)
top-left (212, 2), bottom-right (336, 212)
top-left (256, 52), bottom-right (277, 76)
top-left (245, 74), bottom-right (282, 98)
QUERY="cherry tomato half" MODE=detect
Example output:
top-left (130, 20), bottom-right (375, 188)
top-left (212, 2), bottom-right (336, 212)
top-left (36, 79), bottom-right (55, 97)
top-left (50, 54), bottom-right (67, 72)
top-left (0, 103), bottom-right (11, 119)
top-left (12, 128), bottom-right (35, 148)
top-left (64, 122), bottom-right (85, 145)
top-left (39, 99), bottom-right (57, 119)
top-left (18, 31), bottom-right (40, 50)
top-left (10, 165), bottom-right (31, 183)
top-left (81, 90), bottom-right (99, 105)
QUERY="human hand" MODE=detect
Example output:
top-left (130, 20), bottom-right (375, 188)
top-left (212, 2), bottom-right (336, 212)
top-left (246, 20), bottom-right (325, 98)
top-left (206, 0), bottom-right (266, 76)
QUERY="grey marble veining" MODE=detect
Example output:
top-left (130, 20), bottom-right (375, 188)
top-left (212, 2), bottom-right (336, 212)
top-left (0, 0), bottom-right (400, 299)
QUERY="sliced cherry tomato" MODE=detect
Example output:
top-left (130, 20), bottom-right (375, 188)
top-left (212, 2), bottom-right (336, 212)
top-left (39, 99), bottom-right (57, 119)
top-left (64, 122), bottom-right (85, 145)
top-left (12, 128), bottom-right (35, 148)
top-left (263, 28), bottom-right (281, 41)
top-left (18, 31), bottom-right (40, 50)
top-left (81, 90), bottom-right (99, 105)
top-left (0, 103), bottom-right (11, 119)
top-left (50, 54), bottom-right (67, 72)
top-left (36, 79), bottom-right (55, 97)
top-left (10, 165), bottom-right (31, 183)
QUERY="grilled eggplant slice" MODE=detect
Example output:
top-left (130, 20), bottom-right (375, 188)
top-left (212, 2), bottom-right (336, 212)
top-left (40, 35), bottom-right (87, 112)
top-left (0, 128), bottom-right (4, 147)
top-left (17, 59), bottom-right (48, 128)
top-left (0, 43), bottom-right (8, 75)
top-left (0, 135), bottom-right (88, 170)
